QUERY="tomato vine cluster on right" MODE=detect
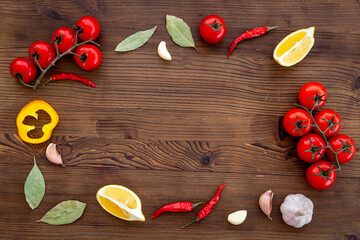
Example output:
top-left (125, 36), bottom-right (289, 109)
top-left (283, 82), bottom-right (356, 190)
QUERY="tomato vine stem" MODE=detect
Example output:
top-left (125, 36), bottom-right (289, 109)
top-left (20, 29), bottom-right (100, 90)
top-left (294, 103), bottom-right (341, 171)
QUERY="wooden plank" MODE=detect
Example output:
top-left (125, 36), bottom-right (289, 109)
top-left (1, 67), bottom-right (359, 141)
top-left (0, 134), bottom-right (359, 177)
top-left (0, 166), bottom-right (358, 239)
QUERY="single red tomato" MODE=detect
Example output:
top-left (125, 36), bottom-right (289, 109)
top-left (299, 82), bottom-right (327, 110)
top-left (28, 41), bottom-right (56, 69)
top-left (297, 133), bottom-right (326, 163)
top-left (306, 160), bottom-right (337, 190)
top-left (327, 134), bottom-right (356, 164)
top-left (314, 109), bottom-right (341, 138)
top-left (74, 44), bottom-right (102, 71)
top-left (75, 16), bottom-right (100, 41)
top-left (10, 57), bottom-right (37, 83)
top-left (51, 27), bottom-right (76, 54)
top-left (283, 109), bottom-right (313, 137)
top-left (199, 15), bottom-right (226, 44)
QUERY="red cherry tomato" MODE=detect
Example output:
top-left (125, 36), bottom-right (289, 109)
top-left (283, 109), bottom-right (313, 137)
top-left (10, 57), bottom-right (37, 83)
top-left (327, 134), bottom-right (356, 164)
top-left (28, 41), bottom-right (56, 69)
top-left (199, 15), bottom-right (226, 44)
top-left (306, 160), bottom-right (337, 190)
top-left (298, 82), bottom-right (327, 110)
top-left (314, 109), bottom-right (341, 138)
top-left (74, 44), bottom-right (102, 71)
top-left (297, 133), bottom-right (326, 163)
top-left (75, 16), bottom-right (100, 41)
top-left (51, 27), bottom-right (76, 54)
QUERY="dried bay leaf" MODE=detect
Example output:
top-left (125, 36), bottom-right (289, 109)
top-left (38, 200), bottom-right (86, 225)
top-left (115, 26), bottom-right (157, 52)
top-left (166, 15), bottom-right (198, 51)
top-left (24, 157), bottom-right (45, 210)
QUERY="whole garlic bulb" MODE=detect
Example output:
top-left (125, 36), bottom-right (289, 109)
top-left (280, 194), bottom-right (313, 228)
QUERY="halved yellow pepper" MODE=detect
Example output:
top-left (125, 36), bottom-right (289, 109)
top-left (16, 100), bottom-right (59, 144)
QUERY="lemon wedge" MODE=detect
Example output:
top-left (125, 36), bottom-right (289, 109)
top-left (273, 27), bottom-right (315, 67)
top-left (96, 185), bottom-right (145, 221)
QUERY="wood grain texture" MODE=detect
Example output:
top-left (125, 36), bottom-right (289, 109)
top-left (0, 0), bottom-right (359, 239)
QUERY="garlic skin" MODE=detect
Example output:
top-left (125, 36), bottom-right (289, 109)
top-left (228, 210), bottom-right (247, 225)
top-left (259, 190), bottom-right (273, 220)
top-left (157, 41), bottom-right (172, 61)
top-left (46, 143), bottom-right (64, 166)
top-left (280, 194), bottom-right (313, 228)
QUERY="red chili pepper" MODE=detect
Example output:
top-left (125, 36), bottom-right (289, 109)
top-left (151, 201), bottom-right (203, 218)
top-left (181, 183), bottom-right (226, 228)
top-left (44, 73), bottom-right (98, 88)
top-left (227, 26), bottom-right (278, 58)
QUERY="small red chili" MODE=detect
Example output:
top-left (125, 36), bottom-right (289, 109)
top-left (44, 73), bottom-right (97, 88)
top-left (151, 201), bottom-right (203, 218)
top-left (181, 183), bottom-right (226, 228)
top-left (227, 26), bottom-right (278, 58)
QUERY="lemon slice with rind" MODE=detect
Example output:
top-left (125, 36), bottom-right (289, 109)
top-left (273, 27), bottom-right (315, 67)
top-left (96, 185), bottom-right (145, 221)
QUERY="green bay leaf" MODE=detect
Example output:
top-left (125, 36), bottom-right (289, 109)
top-left (38, 200), bottom-right (86, 225)
top-left (115, 26), bottom-right (157, 52)
top-left (166, 15), bottom-right (198, 51)
top-left (24, 157), bottom-right (45, 210)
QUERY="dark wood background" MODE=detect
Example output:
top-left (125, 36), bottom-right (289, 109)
top-left (0, 0), bottom-right (359, 239)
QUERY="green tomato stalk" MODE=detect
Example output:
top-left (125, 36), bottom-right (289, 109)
top-left (294, 100), bottom-right (346, 171)
top-left (20, 28), bottom-right (100, 90)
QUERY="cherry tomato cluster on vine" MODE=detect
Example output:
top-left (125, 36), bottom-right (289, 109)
top-left (283, 82), bottom-right (356, 190)
top-left (10, 16), bottom-right (101, 84)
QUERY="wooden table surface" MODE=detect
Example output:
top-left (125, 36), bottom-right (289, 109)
top-left (0, 0), bottom-right (359, 239)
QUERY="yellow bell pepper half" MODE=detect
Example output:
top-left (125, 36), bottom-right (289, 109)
top-left (16, 100), bottom-right (59, 144)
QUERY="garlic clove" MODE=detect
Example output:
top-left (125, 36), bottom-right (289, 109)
top-left (259, 190), bottom-right (273, 220)
top-left (280, 193), bottom-right (313, 228)
top-left (46, 143), bottom-right (64, 166)
top-left (228, 210), bottom-right (247, 225)
top-left (157, 41), bottom-right (172, 61)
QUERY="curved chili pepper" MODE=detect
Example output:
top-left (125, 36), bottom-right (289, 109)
top-left (44, 73), bottom-right (97, 88)
top-left (181, 183), bottom-right (226, 228)
top-left (151, 201), bottom-right (203, 218)
top-left (16, 100), bottom-right (59, 144)
top-left (227, 26), bottom-right (278, 58)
